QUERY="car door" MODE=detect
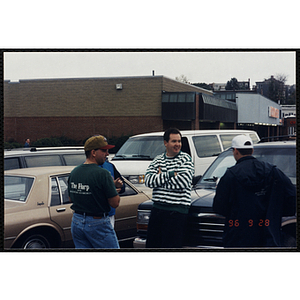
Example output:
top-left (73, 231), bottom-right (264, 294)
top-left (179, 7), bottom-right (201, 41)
top-left (48, 175), bottom-right (73, 243)
top-left (114, 182), bottom-right (148, 241)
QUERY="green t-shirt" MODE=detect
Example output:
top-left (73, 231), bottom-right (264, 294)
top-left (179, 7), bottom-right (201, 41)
top-left (68, 163), bottom-right (118, 215)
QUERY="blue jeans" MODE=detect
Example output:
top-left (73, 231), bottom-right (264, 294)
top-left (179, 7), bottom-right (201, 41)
top-left (71, 213), bottom-right (120, 249)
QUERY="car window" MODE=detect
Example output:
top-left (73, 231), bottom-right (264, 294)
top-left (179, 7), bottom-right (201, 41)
top-left (51, 178), bottom-right (61, 206)
top-left (250, 133), bottom-right (259, 144)
top-left (181, 137), bottom-right (191, 155)
top-left (220, 134), bottom-right (259, 150)
top-left (220, 134), bottom-right (241, 150)
top-left (4, 157), bottom-right (21, 170)
top-left (115, 136), bottom-right (165, 160)
top-left (63, 154), bottom-right (85, 166)
top-left (25, 155), bottom-right (63, 168)
top-left (51, 175), bottom-right (70, 206)
top-left (4, 175), bottom-right (34, 202)
top-left (120, 182), bottom-right (138, 197)
top-left (59, 176), bottom-right (70, 204)
top-left (253, 147), bottom-right (296, 185)
top-left (193, 135), bottom-right (221, 158)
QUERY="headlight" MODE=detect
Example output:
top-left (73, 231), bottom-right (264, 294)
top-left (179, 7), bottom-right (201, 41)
top-left (136, 210), bottom-right (151, 230)
top-left (128, 175), bottom-right (145, 184)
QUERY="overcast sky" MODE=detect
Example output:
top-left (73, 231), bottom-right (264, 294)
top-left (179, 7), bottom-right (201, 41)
top-left (4, 51), bottom-right (296, 86)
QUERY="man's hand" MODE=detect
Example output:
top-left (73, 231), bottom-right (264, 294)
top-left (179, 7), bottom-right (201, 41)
top-left (158, 167), bottom-right (176, 176)
top-left (114, 177), bottom-right (123, 193)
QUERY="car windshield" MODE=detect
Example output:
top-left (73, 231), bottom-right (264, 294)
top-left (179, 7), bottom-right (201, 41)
top-left (253, 147), bottom-right (296, 185)
top-left (113, 136), bottom-right (165, 160)
top-left (199, 150), bottom-right (235, 188)
top-left (5, 175), bottom-right (34, 202)
top-left (198, 145), bottom-right (296, 187)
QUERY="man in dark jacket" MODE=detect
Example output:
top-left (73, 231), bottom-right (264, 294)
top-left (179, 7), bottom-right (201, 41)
top-left (213, 135), bottom-right (296, 248)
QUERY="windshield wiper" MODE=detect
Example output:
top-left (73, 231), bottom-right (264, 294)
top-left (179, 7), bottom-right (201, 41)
top-left (212, 153), bottom-right (221, 156)
top-left (114, 154), bottom-right (152, 159)
top-left (203, 176), bottom-right (218, 182)
top-left (114, 154), bottom-right (127, 159)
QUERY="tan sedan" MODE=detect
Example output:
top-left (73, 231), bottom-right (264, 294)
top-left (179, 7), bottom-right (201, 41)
top-left (4, 166), bottom-right (150, 249)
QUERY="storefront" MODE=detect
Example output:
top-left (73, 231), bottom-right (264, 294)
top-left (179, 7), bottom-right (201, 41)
top-left (162, 92), bottom-right (237, 131)
top-left (215, 91), bottom-right (282, 138)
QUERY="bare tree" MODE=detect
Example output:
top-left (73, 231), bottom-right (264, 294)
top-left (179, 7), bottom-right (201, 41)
top-left (175, 74), bottom-right (189, 84)
top-left (275, 73), bottom-right (288, 84)
top-left (268, 74), bottom-right (287, 104)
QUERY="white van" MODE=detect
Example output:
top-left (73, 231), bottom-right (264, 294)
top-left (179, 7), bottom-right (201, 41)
top-left (112, 130), bottom-right (260, 189)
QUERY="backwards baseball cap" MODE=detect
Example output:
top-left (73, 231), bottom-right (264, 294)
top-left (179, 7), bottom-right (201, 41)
top-left (84, 135), bottom-right (115, 151)
top-left (231, 135), bottom-right (253, 149)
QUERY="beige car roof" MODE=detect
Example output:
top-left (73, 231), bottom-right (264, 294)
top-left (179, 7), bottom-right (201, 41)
top-left (4, 166), bottom-right (76, 177)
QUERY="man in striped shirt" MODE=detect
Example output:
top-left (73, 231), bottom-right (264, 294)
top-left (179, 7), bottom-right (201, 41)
top-left (145, 128), bottom-right (194, 248)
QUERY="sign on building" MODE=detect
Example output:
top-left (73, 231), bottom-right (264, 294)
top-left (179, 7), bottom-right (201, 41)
top-left (268, 106), bottom-right (279, 118)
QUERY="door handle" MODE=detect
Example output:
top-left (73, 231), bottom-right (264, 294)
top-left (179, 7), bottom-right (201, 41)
top-left (56, 207), bottom-right (66, 212)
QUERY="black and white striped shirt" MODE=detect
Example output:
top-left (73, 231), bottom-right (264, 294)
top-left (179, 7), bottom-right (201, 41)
top-left (145, 151), bottom-right (194, 214)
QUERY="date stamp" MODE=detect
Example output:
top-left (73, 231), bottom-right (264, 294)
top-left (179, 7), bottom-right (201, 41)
top-left (228, 219), bottom-right (270, 227)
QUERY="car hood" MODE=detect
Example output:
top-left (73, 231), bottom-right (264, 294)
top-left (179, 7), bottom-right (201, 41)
top-left (191, 188), bottom-right (216, 209)
top-left (111, 160), bottom-right (152, 176)
top-left (138, 188), bottom-right (216, 210)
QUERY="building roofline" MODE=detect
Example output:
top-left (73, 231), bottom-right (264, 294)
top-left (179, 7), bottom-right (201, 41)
top-left (5, 75), bottom-right (166, 83)
top-left (4, 75), bottom-right (213, 94)
top-left (162, 75), bottom-right (213, 94)
top-left (214, 90), bottom-right (256, 93)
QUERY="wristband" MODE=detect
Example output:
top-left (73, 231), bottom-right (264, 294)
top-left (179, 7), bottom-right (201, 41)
top-left (168, 171), bottom-right (175, 178)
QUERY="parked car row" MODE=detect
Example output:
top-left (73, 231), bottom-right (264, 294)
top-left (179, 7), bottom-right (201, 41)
top-left (6, 130), bottom-right (295, 250)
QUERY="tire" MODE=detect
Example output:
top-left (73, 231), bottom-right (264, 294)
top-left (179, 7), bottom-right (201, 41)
top-left (281, 227), bottom-right (296, 247)
top-left (21, 234), bottom-right (51, 249)
top-left (282, 232), bottom-right (296, 247)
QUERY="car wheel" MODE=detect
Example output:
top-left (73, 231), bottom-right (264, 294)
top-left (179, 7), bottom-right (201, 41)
top-left (281, 232), bottom-right (296, 247)
top-left (21, 234), bottom-right (51, 249)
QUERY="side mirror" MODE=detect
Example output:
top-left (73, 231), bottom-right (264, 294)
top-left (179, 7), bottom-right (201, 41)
top-left (192, 175), bottom-right (202, 186)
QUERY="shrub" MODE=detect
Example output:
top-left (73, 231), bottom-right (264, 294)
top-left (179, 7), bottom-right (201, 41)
top-left (4, 141), bottom-right (23, 149)
top-left (108, 135), bottom-right (130, 153)
top-left (31, 137), bottom-right (64, 147)
top-left (31, 136), bottom-right (83, 147)
top-left (4, 135), bottom-right (130, 151)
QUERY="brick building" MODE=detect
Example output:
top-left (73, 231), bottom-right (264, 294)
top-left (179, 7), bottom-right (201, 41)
top-left (5, 75), bottom-right (233, 143)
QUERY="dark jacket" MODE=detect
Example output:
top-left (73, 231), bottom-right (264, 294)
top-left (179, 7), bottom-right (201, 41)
top-left (213, 156), bottom-right (296, 247)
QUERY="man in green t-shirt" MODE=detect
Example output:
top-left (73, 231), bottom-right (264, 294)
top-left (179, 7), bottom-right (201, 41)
top-left (68, 135), bottom-right (120, 249)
